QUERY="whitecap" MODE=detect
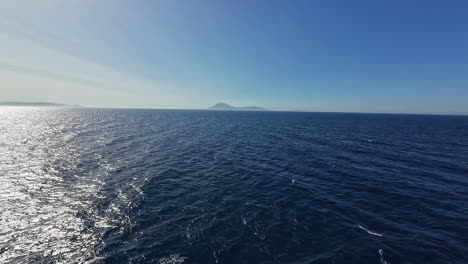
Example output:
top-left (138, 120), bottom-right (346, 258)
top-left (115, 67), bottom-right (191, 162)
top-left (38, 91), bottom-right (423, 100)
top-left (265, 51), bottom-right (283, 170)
top-left (379, 249), bottom-right (389, 264)
top-left (358, 225), bottom-right (383, 237)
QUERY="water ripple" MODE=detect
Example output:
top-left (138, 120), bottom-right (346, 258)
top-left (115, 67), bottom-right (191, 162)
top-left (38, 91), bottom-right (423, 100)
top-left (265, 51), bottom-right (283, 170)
top-left (1, 108), bottom-right (468, 263)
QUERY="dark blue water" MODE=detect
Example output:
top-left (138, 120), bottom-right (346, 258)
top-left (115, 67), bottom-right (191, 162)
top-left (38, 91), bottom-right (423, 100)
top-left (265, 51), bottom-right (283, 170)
top-left (1, 108), bottom-right (467, 264)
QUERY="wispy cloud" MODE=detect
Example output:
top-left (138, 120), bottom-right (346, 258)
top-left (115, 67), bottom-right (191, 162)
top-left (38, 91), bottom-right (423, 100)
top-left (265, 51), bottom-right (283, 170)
top-left (0, 6), bottom-right (183, 108)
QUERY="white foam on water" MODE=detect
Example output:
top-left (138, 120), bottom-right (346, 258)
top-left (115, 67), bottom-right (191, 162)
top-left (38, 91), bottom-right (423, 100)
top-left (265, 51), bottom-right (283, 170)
top-left (379, 249), bottom-right (389, 264)
top-left (358, 225), bottom-right (383, 237)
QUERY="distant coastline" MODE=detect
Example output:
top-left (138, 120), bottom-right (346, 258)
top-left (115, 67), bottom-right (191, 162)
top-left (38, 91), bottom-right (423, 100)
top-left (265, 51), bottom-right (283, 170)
top-left (209, 102), bottom-right (265, 111)
top-left (0, 102), bottom-right (83, 107)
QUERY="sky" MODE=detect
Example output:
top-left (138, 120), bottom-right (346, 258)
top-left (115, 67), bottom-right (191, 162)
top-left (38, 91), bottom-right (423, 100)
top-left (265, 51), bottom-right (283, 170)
top-left (1, 0), bottom-right (467, 113)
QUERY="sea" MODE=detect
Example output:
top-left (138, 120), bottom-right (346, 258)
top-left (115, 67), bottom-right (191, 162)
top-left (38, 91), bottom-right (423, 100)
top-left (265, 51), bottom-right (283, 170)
top-left (0, 107), bottom-right (467, 264)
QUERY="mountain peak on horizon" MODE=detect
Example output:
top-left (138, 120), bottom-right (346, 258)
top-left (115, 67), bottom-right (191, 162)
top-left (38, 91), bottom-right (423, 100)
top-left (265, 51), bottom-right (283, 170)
top-left (0, 102), bottom-right (83, 107)
top-left (209, 102), bottom-right (264, 111)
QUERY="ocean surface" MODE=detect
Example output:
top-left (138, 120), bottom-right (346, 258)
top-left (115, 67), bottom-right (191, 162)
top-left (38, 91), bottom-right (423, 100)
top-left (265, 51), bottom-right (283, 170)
top-left (1, 108), bottom-right (467, 264)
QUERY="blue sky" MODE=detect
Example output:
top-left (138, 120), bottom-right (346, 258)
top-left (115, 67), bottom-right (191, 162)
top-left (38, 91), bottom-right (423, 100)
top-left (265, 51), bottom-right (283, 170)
top-left (1, 0), bottom-right (467, 113)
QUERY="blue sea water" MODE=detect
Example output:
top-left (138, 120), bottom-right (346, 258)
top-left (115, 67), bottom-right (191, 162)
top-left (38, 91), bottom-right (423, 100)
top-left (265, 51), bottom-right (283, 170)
top-left (1, 108), bottom-right (467, 264)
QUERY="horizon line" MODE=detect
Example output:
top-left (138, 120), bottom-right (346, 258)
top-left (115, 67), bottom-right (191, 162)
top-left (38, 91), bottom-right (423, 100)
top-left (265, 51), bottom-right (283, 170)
top-left (1, 102), bottom-right (467, 116)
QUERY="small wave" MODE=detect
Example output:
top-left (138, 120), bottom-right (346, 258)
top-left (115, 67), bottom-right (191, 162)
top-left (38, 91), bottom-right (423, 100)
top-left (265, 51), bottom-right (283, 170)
top-left (358, 225), bottom-right (383, 237)
top-left (84, 256), bottom-right (106, 264)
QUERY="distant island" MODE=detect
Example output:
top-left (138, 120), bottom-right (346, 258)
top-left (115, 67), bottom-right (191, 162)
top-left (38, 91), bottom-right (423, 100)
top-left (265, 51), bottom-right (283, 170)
top-left (0, 102), bottom-right (82, 107)
top-left (209, 102), bottom-right (265, 111)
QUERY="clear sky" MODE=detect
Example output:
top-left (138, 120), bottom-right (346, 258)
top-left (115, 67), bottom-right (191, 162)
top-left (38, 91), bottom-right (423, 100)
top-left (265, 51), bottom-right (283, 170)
top-left (1, 0), bottom-right (467, 113)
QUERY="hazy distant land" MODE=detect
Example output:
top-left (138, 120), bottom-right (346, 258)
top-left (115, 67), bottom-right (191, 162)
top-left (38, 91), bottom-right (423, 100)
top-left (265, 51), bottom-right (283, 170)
top-left (209, 102), bottom-right (265, 111)
top-left (0, 102), bottom-right (82, 107)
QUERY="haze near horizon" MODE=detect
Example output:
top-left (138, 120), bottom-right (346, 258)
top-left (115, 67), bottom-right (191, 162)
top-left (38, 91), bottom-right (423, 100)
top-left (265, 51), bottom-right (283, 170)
top-left (1, 1), bottom-right (467, 114)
